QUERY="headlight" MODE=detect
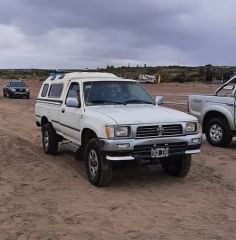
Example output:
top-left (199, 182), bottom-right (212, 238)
top-left (115, 126), bottom-right (129, 137)
top-left (26, 88), bottom-right (30, 92)
top-left (186, 122), bottom-right (197, 133)
top-left (11, 88), bottom-right (16, 92)
top-left (105, 126), bottom-right (130, 138)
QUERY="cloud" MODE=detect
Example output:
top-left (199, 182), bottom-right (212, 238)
top-left (0, 0), bottom-right (235, 68)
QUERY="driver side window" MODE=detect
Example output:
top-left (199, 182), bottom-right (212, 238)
top-left (66, 82), bottom-right (81, 108)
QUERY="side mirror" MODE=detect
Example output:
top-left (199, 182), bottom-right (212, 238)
top-left (66, 97), bottom-right (80, 108)
top-left (155, 96), bottom-right (164, 105)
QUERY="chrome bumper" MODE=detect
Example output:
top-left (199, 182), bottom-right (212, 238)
top-left (99, 133), bottom-right (202, 161)
top-left (106, 156), bottom-right (135, 161)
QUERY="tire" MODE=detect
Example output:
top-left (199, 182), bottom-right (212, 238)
top-left (41, 122), bottom-right (58, 155)
top-left (75, 145), bottom-right (85, 161)
top-left (26, 95), bottom-right (30, 99)
top-left (205, 117), bottom-right (233, 147)
top-left (85, 138), bottom-right (112, 187)
top-left (161, 155), bottom-right (191, 177)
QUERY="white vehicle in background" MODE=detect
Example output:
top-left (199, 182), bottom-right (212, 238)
top-left (188, 76), bottom-right (236, 147)
top-left (35, 72), bottom-right (201, 187)
top-left (138, 74), bottom-right (156, 84)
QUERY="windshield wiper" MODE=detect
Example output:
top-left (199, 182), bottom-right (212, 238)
top-left (124, 99), bottom-right (155, 105)
top-left (88, 100), bottom-right (126, 105)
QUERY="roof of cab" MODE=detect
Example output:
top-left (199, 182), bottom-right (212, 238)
top-left (65, 72), bottom-right (118, 79)
top-left (47, 72), bottom-right (121, 82)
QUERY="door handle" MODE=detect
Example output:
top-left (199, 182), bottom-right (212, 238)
top-left (61, 109), bottom-right (65, 113)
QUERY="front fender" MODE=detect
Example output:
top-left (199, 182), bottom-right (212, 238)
top-left (202, 104), bottom-right (234, 130)
top-left (81, 110), bottom-right (116, 138)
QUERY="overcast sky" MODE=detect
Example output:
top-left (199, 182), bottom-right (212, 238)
top-left (0, 0), bottom-right (235, 69)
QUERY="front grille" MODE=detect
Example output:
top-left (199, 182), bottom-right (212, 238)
top-left (136, 124), bottom-right (183, 138)
top-left (15, 89), bottom-right (26, 92)
top-left (133, 142), bottom-right (187, 159)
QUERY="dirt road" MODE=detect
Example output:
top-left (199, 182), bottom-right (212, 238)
top-left (0, 82), bottom-right (235, 240)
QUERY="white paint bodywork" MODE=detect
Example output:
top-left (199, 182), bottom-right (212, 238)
top-left (91, 104), bottom-right (196, 125)
top-left (35, 72), bottom-right (200, 147)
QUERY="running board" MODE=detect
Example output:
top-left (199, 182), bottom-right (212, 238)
top-left (60, 141), bottom-right (80, 153)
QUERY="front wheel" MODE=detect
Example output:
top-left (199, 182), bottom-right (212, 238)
top-left (41, 123), bottom-right (58, 155)
top-left (205, 117), bottom-right (233, 147)
top-left (161, 155), bottom-right (191, 177)
top-left (85, 139), bottom-right (112, 187)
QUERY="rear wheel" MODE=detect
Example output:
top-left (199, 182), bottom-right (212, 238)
top-left (42, 123), bottom-right (58, 155)
top-left (205, 117), bottom-right (233, 147)
top-left (161, 155), bottom-right (191, 177)
top-left (85, 139), bottom-right (112, 187)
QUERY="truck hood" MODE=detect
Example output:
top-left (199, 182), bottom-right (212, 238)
top-left (90, 104), bottom-right (197, 125)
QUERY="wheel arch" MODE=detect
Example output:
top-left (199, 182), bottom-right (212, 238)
top-left (202, 111), bottom-right (230, 133)
top-left (41, 116), bottom-right (49, 127)
top-left (81, 128), bottom-right (98, 147)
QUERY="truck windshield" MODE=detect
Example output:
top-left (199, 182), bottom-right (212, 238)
top-left (84, 81), bottom-right (155, 106)
top-left (10, 82), bottom-right (26, 87)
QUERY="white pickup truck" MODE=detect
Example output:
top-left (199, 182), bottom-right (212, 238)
top-left (35, 72), bottom-right (201, 186)
top-left (188, 76), bottom-right (236, 147)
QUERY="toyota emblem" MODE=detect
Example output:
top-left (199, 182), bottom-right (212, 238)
top-left (157, 125), bottom-right (164, 135)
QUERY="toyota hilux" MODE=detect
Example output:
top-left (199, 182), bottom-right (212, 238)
top-left (35, 72), bottom-right (201, 186)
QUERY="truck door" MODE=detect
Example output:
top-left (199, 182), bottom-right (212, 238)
top-left (60, 82), bottom-right (82, 144)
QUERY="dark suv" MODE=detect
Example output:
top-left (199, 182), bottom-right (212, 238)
top-left (3, 80), bottom-right (30, 99)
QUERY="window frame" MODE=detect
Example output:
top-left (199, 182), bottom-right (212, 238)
top-left (48, 83), bottom-right (64, 98)
top-left (41, 84), bottom-right (49, 97)
top-left (65, 82), bottom-right (81, 108)
top-left (83, 81), bottom-right (155, 106)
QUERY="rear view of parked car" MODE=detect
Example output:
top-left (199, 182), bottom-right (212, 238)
top-left (3, 80), bottom-right (30, 99)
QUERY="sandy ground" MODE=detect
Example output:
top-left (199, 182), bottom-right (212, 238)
top-left (0, 80), bottom-right (235, 240)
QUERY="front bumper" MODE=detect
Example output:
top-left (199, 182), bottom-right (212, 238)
top-left (99, 133), bottom-right (202, 161)
top-left (11, 92), bottom-right (29, 97)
